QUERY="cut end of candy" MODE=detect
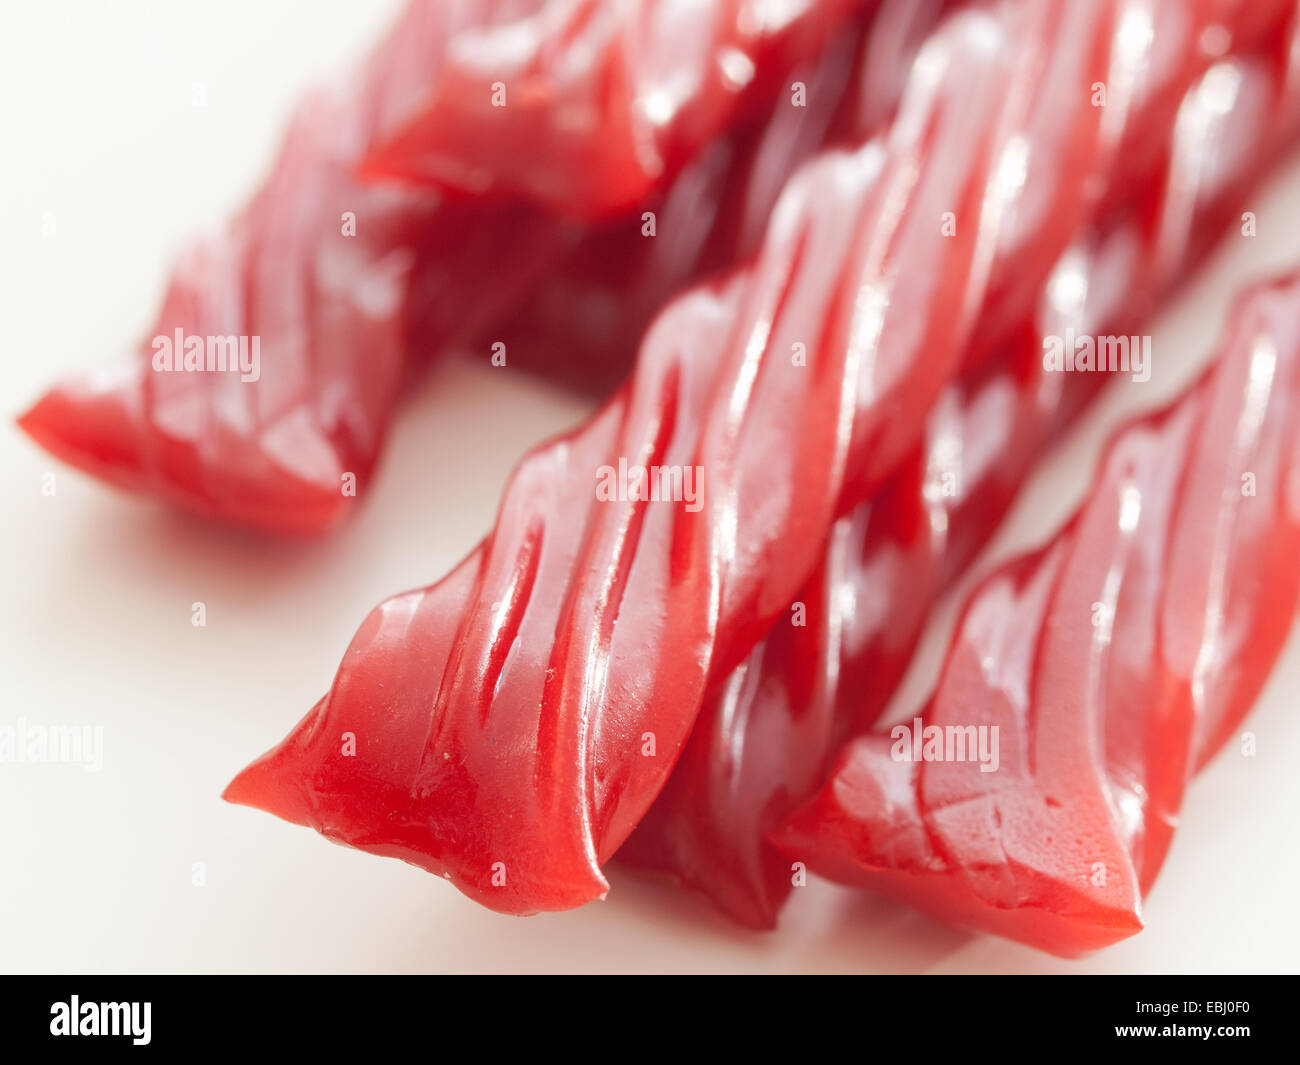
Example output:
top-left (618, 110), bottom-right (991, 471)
top-left (772, 778), bottom-right (1147, 958)
top-left (224, 690), bottom-right (616, 915)
top-left (18, 373), bottom-right (359, 537)
top-left (18, 382), bottom-right (145, 493)
top-left (222, 744), bottom-right (320, 832)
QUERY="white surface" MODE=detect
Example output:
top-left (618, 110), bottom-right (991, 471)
top-left (2, 1), bottom-right (1299, 974)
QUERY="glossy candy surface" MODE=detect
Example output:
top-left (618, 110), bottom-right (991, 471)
top-left (227, 0), bottom-right (1292, 915)
top-left (773, 269), bottom-right (1300, 956)
top-left (499, 0), bottom-right (957, 396)
top-left (18, 0), bottom-right (572, 535)
top-left (618, 14), bottom-right (1300, 928)
top-left (363, 0), bottom-right (871, 218)
top-left (19, 0), bottom-right (939, 533)
top-left (495, 0), bottom-right (968, 391)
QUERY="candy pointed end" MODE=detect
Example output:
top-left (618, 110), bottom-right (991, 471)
top-left (17, 377), bottom-right (143, 487)
top-left (222, 746), bottom-right (316, 830)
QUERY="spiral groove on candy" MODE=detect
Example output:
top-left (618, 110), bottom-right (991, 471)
top-left (18, 0), bottom-right (946, 534)
top-left (226, 0), bottom-right (1299, 914)
top-left (363, 0), bottom-right (872, 218)
top-left (618, 8), bottom-right (1300, 929)
top-left (773, 268), bottom-right (1300, 955)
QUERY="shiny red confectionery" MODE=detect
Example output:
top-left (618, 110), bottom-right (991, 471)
top-left (618, 7), bottom-right (1300, 928)
top-left (773, 270), bottom-right (1300, 956)
top-left (17, 0), bottom-right (940, 533)
top-left (362, 0), bottom-right (871, 218)
top-left (225, 0), bottom-right (1293, 916)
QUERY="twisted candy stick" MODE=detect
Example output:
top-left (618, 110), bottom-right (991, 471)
top-left (18, 0), bottom-right (572, 535)
top-left (773, 268), bottom-right (1300, 956)
top-left (17, 0), bottom-right (934, 534)
top-left (225, 0), bottom-right (1286, 913)
top-left (619, 24), bottom-right (1300, 928)
top-left (363, 0), bottom-right (871, 218)
top-left (496, 0), bottom-right (956, 396)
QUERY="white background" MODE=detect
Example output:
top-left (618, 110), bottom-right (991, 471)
top-left (2, 1), bottom-right (1298, 973)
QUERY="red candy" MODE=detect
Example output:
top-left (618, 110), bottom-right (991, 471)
top-left (363, 0), bottom-right (870, 218)
top-left (618, 15), bottom-right (1300, 927)
top-left (774, 270), bottom-right (1300, 955)
top-left (25, 0), bottom-right (1300, 952)
top-left (226, 1), bottom-right (1293, 916)
top-left (17, 1), bottom-right (570, 535)
top-left (18, 0), bottom-right (938, 533)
